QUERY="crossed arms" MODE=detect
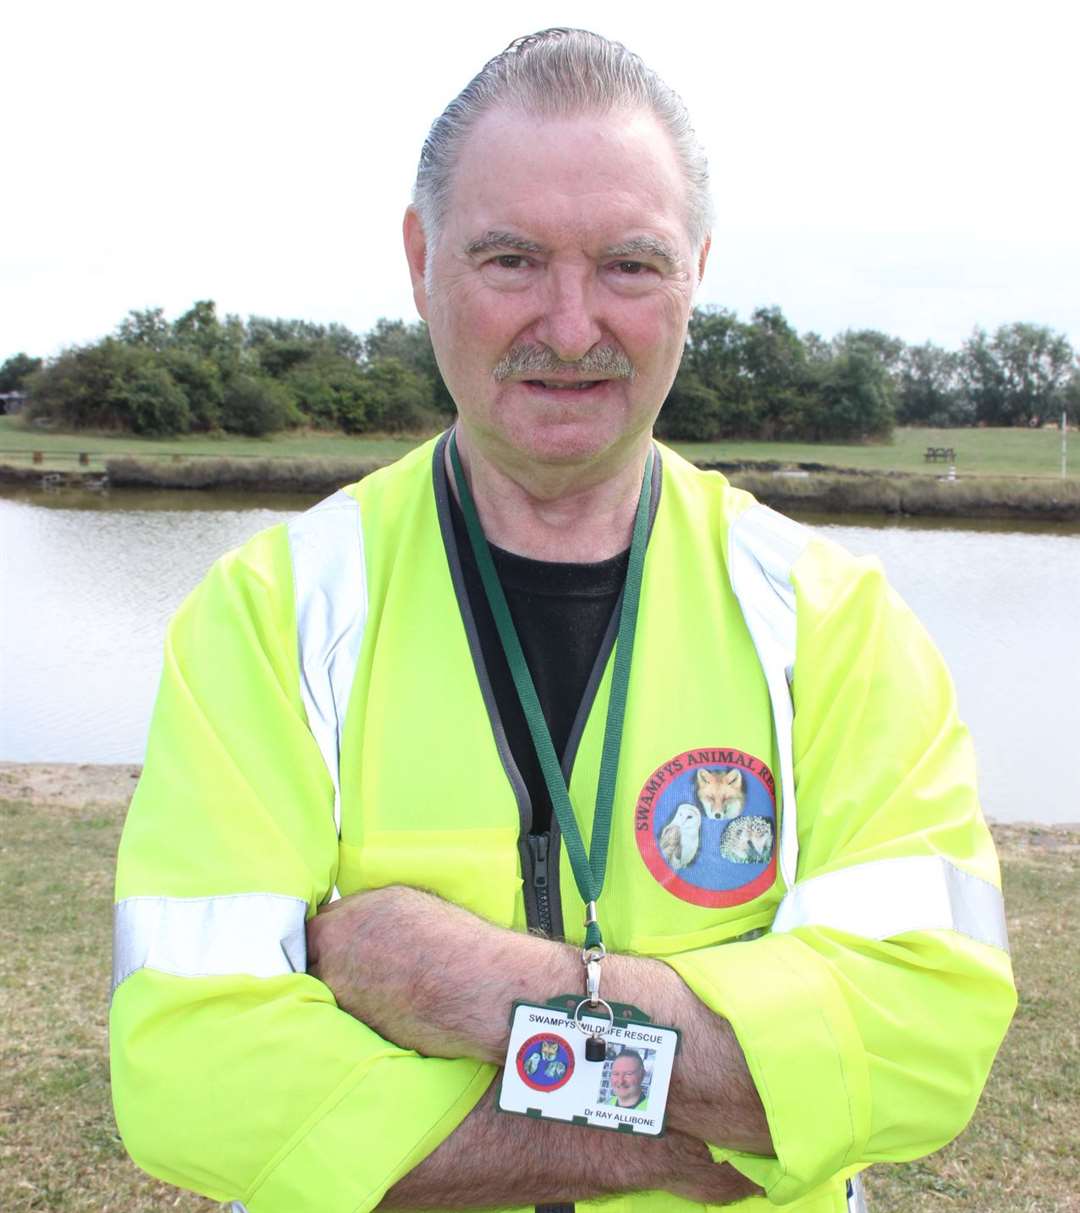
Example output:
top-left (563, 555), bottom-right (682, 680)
top-left (111, 527), bottom-right (1015, 1211)
top-left (307, 885), bottom-right (770, 1209)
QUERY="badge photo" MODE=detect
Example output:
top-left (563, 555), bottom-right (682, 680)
top-left (635, 748), bottom-right (778, 907)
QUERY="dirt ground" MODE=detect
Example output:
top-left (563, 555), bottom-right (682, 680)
top-left (0, 762), bottom-right (142, 808)
top-left (2, 762), bottom-right (1075, 852)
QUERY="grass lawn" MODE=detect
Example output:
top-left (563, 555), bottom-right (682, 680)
top-left (0, 415), bottom-right (422, 471)
top-left (677, 425), bottom-right (1075, 480)
top-left (1, 415), bottom-right (1075, 480)
top-left (0, 782), bottom-right (1075, 1212)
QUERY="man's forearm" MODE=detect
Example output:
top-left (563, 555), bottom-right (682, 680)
top-left (384, 911), bottom-right (771, 1154)
top-left (380, 1082), bottom-right (758, 1210)
top-left (309, 888), bottom-right (772, 1155)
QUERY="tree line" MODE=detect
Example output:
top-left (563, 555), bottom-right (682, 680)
top-left (3, 301), bottom-right (1077, 440)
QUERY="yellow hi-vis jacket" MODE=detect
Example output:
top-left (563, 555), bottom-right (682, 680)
top-left (111, 435), bottom-right (1015, 1213)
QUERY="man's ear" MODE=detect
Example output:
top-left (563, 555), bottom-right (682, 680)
top-left (403, 207), bottom-right (430, 321)
top-left (696, 234), bottom-right (711, 285)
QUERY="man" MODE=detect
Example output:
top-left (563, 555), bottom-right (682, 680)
top-left (609, 1051), bottom-right (649, 1111)
top-left (110, 29), bottom-right (1015, 1213)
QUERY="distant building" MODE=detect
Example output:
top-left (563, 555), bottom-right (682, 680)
top-left (1, 391), bottom-right (28, 414)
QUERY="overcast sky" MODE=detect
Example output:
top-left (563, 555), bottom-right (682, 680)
top-left (3, 0), bottom-right (1078, 364)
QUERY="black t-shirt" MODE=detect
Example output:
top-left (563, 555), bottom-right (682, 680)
top-left (449, 492), bottom-right (628, 834)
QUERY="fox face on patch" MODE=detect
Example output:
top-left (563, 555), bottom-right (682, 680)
top-left (695, 767), bottom-right (746, 820)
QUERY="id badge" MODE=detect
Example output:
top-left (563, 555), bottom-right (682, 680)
top-left (497, 997), bottom-right (679, 1135)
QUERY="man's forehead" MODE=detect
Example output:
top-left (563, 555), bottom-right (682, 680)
top-left (438, 104), bottom-right (691, 242)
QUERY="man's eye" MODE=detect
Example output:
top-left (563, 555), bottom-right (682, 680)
top-left (612, 260), bottom-right (655, 276)
top-left (493, 255), bottom-right (528, 269)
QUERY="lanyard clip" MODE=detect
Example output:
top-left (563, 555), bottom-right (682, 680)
top-left (586, 956), bottom-right (602, 1005)
top-left (582, 942), bottom-right (606, 1007)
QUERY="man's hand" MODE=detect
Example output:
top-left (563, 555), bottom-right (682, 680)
top-left (307, 885), bottom-right (578, 1062)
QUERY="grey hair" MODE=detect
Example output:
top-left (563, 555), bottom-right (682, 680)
top-left (413, 28), bottom-right (713, 255)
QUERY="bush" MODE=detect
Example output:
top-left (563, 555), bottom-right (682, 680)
top-left (220, 374), bottom-right (299, 436)
top-left (163, 349), bottom-right (224, 430)
top-left (807, 351), bottom-right (895, 441)
top-left (124, 365), bottom-right (192, 435)
top-left (26, 340), bottom-right (191, 435)
top-left (287, 359), bottom-right (371, 429)
top-left (347, 357), bottom-right (431, 433)
top-left (0, 352), bottom-right (42, 393)
top-left (657, 370), bottom-right (725, 440)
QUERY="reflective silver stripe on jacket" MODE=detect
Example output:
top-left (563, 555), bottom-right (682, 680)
top-left (727, 503), bottom-right (1008, 954)
top-left (727, 503), bottom-right (810, 892)
top-left (111, 893), bottom-right (308, 995)
top-left (847, 1175), bottom-right (869, 1213)
top-left (287, 489), bottom-right (369, 836)
top-left (772, 854), bottom-right (1009, 951)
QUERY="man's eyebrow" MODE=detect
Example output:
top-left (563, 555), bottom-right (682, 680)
top-left (464, 231), bottom-right (547, 257)
top-left (603, 237), bottom-right (679, 270)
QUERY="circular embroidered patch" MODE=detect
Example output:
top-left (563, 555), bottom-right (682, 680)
top-left (635, 748), bottom-right (777, 907)
top-left (516, 1033), bottom-right (575, 1092)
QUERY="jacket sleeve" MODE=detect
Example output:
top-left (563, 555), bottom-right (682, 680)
top-left (110, 526), bottom-right (493, 1212)
top-left (663, 536), bottom-right (1016, 1205)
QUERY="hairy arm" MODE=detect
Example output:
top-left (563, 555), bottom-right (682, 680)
top-left (380, 1083), bottom-right (756, 1210)
top-left (308, 886), bottom-right (772, 1167)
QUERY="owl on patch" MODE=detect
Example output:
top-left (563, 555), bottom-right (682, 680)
top-left (659, 803), bottom-right (702, 870)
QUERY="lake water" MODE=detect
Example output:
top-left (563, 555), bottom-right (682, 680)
top-left (2, 484), bottom-right (1077, 823)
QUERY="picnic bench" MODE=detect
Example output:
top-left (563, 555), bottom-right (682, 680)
top-left (924, 447), bottom-right (957, 463)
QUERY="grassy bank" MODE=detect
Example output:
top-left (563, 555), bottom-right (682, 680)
top-left (0, 414), bottom-right (422, 470)
top-left (727, 469), bottom-right (1080, 521)
top-left (0, 773), bottom-right (1075, 1212)
top-left (4, 417), bottom-right (1079, 519)
top-left (678, 424), bottom-right (1075, 480)
top-left (2, 415), bottom-right (1075, 479)
top-left (74, 455), bottom-right (1080, 521)
top-left (105, 453), bottom-right (388, 495)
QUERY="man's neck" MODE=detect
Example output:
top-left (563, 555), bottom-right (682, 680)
top-left (447, 428), bottom-right (652, 563)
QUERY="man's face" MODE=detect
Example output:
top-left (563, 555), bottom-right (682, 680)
top-left (405, 106), bottom-right (708, 477)
top-left (610, 1054), bottom-right (645, 1105)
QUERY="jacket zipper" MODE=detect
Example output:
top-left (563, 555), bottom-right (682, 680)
top-left (528, 832), bottom-right (554, 936)
top-left (526, 830), bottom-right (573, 1213)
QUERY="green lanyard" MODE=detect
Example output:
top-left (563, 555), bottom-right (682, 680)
top-left (449, 430), bottom-right (654, 953)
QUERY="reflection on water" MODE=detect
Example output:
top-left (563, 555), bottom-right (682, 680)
top-left (2, 486), bottom-right (1077, 823)
top-left (2, 489), bottom-right (303, 767)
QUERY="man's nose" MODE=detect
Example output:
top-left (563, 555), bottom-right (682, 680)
top-left (535, 266), bottom-right (603, 363)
